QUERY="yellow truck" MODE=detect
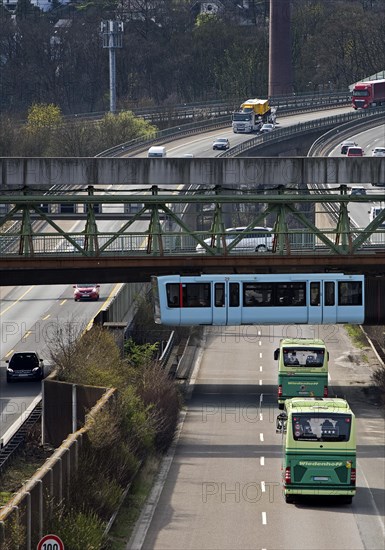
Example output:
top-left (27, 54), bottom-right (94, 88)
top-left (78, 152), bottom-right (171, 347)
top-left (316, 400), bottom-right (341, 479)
top-left (232, 98), bottom-right (276, 133)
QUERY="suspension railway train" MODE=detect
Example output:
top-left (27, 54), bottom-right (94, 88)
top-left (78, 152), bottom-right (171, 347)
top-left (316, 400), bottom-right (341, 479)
top-left (152, 273), bottom-right (384, 326)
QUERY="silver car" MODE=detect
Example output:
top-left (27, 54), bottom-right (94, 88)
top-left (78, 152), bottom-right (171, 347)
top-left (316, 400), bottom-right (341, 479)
top-left (260, 123), bottom-right (274, 133)
top-left (196, 226), bottom-right (273, 253)
top-left (213, 137), bottom-right (230, 150)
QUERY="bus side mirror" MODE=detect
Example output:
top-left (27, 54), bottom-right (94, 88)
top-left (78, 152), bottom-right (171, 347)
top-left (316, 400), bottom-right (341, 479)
top-left (327, 352), bottom-right (330, 360)
top-left (274, 349), bottom-right (279, 360)
top-left (276, 413), bottom-right (287, 433)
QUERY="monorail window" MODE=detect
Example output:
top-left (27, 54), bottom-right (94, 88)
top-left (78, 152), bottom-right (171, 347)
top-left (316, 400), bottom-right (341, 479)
top-left (215, 283), bottom-right (225, 307)
top-left (292, 413), bottom-right (352, 442)
top-left (325, 282), bottom-right (335, 306)
top-left (243, 283), bottom-right (273, 306)
top-left (229, 283), bottom-right (239, 307)
top-left (338, 281), bottom-right (363, 306)
top-left (310, 282), bottom-right (320, 306)
top-left (166, 283), bottom-right (180, 307)
top-left (182, 283), bottom-right (211, 308)
top-left (276, 282), bottom-right (306, 306)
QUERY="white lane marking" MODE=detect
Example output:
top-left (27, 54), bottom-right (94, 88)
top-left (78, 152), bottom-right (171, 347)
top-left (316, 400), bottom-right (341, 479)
top-left (259, 352), bottom-right (263, 358)
top-left (259, 379), bottom-right (263, 385)
top-left (260, 456), bottom-right (265, 466)
top-left (262, 512), bottom-right (267, 525)
top-left (259, 340), bottom-right (262, 346)
top-left (260, 433), bottom-right (264, 442)
top-left (60, 299), bottom-right (67, 306)
top-left (258, 330), bottom-right (261, 336)
top-left (259, 412), bottom-right (263, 421)
top-left (261, 481), bottom-right (266, 493)
top-left (260, 366), bottom-right (263, 372)
top-left (42, 314), bottom-right (50, 321)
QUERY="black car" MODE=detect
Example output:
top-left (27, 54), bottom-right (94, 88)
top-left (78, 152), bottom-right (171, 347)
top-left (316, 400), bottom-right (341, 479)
top-left (6, 351), bottom-right (45, 382)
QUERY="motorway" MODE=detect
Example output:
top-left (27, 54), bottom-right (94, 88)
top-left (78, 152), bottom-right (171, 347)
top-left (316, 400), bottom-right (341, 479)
top-left (135, 106), bottom-right (357, 159)
top-left (130, 109), bottom-right (384, 549)
top-left (132, 324), bottom-right (385, 550)
top-left (0, 106), bottom-right (384, 548)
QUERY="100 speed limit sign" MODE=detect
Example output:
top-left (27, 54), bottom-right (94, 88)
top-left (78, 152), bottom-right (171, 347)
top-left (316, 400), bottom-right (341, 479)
top-left (37, 534), bottom-right (64, 550)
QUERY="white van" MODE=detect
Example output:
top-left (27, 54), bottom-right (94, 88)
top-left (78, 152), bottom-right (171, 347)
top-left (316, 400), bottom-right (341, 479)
top-left (147, 146), bottom-right (167, 158)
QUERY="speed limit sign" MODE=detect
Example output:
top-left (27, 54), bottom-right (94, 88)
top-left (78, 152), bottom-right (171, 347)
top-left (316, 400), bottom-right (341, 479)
top-left (37, 534), bottom-right (64, 550)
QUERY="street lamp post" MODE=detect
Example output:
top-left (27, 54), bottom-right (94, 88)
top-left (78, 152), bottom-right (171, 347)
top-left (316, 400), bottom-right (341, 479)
top-left (101, 20), bottom-right (124, 113)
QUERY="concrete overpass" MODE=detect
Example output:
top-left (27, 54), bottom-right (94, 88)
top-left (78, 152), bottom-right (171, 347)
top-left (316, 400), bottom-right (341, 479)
top-left (0, 157), bottom-right (384, 187)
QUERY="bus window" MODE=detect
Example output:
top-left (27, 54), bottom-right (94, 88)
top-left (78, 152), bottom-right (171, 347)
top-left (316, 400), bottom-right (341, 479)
top-left (282, 347), bottom-right (325, 367)
top-left (229, 283), bottom-right (239, 307)
top-left (292, 413), bottom-right (352, 442)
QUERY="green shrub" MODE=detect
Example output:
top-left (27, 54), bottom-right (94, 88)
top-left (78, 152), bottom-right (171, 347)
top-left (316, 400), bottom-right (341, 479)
top-left (372, 365), bottom-right (385, 406)
top-left (1, 512), bottom-right (26, 550)
top-left (134, 363), bottom-right (182, 453)
top-left (48, 508), bottom-right (106, 550)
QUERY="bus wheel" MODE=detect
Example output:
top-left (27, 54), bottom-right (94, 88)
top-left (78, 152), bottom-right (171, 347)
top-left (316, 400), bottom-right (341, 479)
top-left (278, 404), bottom-right (284, 410)
top-left (285, 494), bottom-right (294, 504)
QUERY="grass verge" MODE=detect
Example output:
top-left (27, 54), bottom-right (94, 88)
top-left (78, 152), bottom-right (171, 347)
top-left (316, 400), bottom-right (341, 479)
top-left (106, 455), bottom-right (162, 550)
top-left (344, 324), bottom-right (369, 349)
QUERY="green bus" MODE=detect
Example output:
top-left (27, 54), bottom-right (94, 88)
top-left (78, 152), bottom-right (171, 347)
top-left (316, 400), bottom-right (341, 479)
top-left (276, 398), bottom-right (356, 503)
top-left (274, 338), bottom-right (329, 409)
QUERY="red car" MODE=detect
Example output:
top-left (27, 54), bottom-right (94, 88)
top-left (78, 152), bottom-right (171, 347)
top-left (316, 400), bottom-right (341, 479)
top-left (346, 147), bottom-right (364, 157)
top-left (73, 283), bottom-right (100, 301)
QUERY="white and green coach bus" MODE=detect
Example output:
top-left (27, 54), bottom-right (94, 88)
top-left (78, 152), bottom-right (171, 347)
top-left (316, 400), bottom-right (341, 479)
top-left (276, 398), bottom-right (356, 503)
top-left (274, 338), bottom-right (329, 409)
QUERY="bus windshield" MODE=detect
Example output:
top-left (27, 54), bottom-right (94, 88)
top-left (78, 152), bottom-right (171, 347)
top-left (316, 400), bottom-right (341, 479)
top-left (292, 413), bottom-right (352, 442)
top-left (283, 347), bottom-right (325, 367)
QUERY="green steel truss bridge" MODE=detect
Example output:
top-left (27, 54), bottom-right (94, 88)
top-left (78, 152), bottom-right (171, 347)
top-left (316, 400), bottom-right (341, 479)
top-left (0, 183), bottom-right (384, 285)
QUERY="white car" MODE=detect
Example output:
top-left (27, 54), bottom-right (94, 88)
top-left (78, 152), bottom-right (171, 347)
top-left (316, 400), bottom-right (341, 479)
top-left (213, 137), bottom-right (230, 150)
top-left (260, 123), bottom-right (274, 133)
top-left (372, 147), bottom-right (385, 157)
top-left (196, 226), bottom-right (273, 254)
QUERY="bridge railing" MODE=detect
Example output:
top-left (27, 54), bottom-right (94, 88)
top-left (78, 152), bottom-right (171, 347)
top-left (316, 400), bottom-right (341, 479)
top-left (219, 107), bottom-right (385, 158)
top-left (66, 91), bottom-right (351, 126)
top-left (1, 227), bottom-right (383, 257)
top-left (95, 92), bottom-right (352, 158)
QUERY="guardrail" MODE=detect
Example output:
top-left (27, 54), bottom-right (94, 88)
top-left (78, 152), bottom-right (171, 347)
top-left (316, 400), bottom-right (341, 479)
top-left (96, 93), bottom-right (352, 158)
top-left (67, 91), bottom-right (351, 125)
top-left (219, 106), bottom-right (385, 158)
top-left (308, 108), bottom-right (385, 157)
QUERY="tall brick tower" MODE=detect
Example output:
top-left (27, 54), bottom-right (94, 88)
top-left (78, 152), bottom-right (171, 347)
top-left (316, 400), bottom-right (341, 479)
top-left (269, 0), bottom-right (293, 96)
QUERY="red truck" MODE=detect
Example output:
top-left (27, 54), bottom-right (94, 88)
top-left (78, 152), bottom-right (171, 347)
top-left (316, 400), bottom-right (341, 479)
top-left (352, 79), bottom-right (385, 109)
